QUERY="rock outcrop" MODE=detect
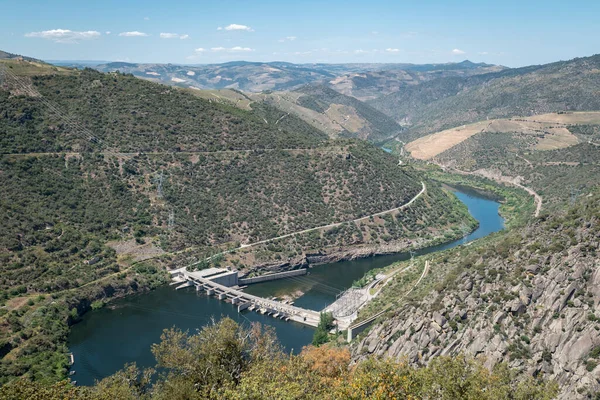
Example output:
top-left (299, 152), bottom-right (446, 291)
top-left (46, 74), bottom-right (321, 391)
top-left (353, 192), bottom-right (600, 399)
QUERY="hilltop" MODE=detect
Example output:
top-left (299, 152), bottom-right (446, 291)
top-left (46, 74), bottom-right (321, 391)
top-left (329, 60), bottom-right (505, 101)
top-left (369, 54), bottom-right (600, 140)
top-left (0, 50), bottom-right (42, 63)
top-left (72, 59), bottom-right (504, 95)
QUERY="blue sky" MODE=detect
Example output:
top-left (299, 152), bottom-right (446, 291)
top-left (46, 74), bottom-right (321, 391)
top-left (1, 0), bottom-right (598, 67)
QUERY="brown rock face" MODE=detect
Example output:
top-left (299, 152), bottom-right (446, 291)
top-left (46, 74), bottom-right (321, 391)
top-left (352, 194), bottom-right (600, 399)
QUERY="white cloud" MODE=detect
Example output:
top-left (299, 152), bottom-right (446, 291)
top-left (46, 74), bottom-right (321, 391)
top-left (221, 24), bottom-right (254, 32)
top-left (119, 31), bottom-right (149, 37)
top-left (278, 36), bottom-right (297, 42)
top-left (354, 49), bottom-right (368, 54)
top-left (160, 32), bottom-right (189, 39)
top-left (401, 31), bottom-right (418, 38)
top-left (24, 29), bottom-right (101, 43)
top-left (195, 48), bottom-right (206, 53)
top-left (211, 46), bottom-right (254, 52)
top-left (451, 48), bottom-right (466, 55)
top-left (386, 48), bottom-right (400, 53)
top-left (105, 31), bottom-right (111, 35)
top-left (478, 51), bottom-right (489, 55)
top-left (230, 46), bottom-right (253, 52)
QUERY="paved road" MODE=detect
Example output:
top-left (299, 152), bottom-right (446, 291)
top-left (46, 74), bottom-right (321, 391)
top-left (176, 181), bottom-right (426, 272)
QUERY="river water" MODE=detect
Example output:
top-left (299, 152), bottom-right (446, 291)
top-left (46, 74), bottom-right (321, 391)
top-left (68, 189), bottom-right (504, 385)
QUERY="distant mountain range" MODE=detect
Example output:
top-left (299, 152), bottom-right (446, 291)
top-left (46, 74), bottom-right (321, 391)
top-left (45, 59), bottom-right (504, 95)
top-left (41, 54), bottom-right (600, 146)
top-left (369, 54), bottom-right (600, 139)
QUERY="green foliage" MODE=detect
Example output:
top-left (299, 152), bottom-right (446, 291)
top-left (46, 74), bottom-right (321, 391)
top-left (312, 312), bottom-right (335, 346)
top-left (0, 319), bottom-right (559, 399)
top-left (90, 300), bottom-right (104, 310)
top-left (0, 66), bottom-right (477, 386)
top-left (0, 69), bottom-right (327, 154)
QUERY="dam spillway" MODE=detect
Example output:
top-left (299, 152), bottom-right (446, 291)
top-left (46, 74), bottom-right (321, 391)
top-left (172, 269), bottom-right (321, 328)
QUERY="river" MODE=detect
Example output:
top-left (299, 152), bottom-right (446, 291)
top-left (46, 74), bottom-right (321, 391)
top-left (68, 188), bottom-right (504, 385)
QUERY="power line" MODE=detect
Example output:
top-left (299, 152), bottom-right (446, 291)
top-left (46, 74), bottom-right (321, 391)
top-left (1, 65), bottom-right (128, 160)
top-left (156, 171), bottom-right (164, 198)
top-left (168, 210), bottom-right (175, 231)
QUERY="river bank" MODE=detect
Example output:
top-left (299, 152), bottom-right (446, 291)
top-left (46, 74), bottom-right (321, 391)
top-left (237, 184), bottom-right (479, 279)
top-left (68, 188), bottom-right (505, 385)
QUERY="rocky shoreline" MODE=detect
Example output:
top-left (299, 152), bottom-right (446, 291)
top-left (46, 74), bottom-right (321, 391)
top-left (243, 231), bottom-right (470, 278)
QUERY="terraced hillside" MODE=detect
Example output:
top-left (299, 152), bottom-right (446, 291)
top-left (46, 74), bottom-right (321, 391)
top-left (248, 85), bottom-right (402, 142)
top-left (404, 112), bottom-right (600, 209)
top-left (183, 85), bottom-right (402, 142)
top-left (405, 112), bottom-right (600, 160)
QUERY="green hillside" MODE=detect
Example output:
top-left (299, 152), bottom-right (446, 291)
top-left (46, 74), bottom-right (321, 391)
top-left (355, 185), bottom-right (600, 398)
top-left (294, 84), bottom-right (403, 141)
top-left (0, 59), bottom-right (472, 383)
top-left (370, 54), bottom-right (600, 140)
top-left (0, 68), bottom-right (327, 154)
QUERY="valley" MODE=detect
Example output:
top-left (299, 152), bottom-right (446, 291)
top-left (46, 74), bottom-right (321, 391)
top-left (69, 186), bottom-right (504, 385)
top-left (1, 42), bottom-right (599, 399)
top-left (0, 56), bottom-right (479, 385)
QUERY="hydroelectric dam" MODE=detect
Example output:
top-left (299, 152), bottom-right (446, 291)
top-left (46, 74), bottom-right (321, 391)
top-left (171, 268), bottom-right (322, 327)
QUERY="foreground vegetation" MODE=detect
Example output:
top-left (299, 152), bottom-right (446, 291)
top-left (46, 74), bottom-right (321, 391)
top-left (0, 318), bottom-right (558, 399)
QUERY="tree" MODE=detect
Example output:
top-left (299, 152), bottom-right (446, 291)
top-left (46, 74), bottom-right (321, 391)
top-left (312, 312), bottom-right (335, 346)
top-left (150, 318), bottom-right (280, 398)
top-left (0, 379), bottom-right (79, 400)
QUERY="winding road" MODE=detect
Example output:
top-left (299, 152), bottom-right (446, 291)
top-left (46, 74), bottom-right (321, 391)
top-left (175, 181), bottom-right (427, 273)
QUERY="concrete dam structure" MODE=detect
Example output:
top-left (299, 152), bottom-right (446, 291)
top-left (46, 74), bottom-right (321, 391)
top-left (171, 268), bottom-right (321, 328)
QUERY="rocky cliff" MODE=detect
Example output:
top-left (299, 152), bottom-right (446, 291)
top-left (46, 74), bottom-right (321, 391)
top-left (353, 191), bottom-right (600, 399)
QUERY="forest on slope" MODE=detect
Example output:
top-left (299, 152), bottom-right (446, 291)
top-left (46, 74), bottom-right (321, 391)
top-left (0, 58), bottom-right (472, 384)
top-left (0, 318), bottom-right (557, 399)
top-left (369, 54), bottom-right (600, 140)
